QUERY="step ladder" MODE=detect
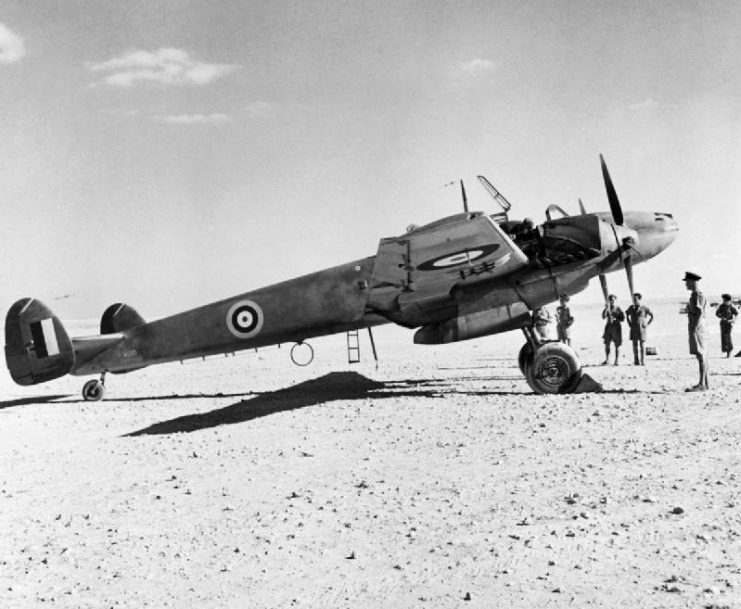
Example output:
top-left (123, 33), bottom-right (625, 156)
top-left (346, 328), bottom-right (379, 367)
top-left (346, 330), bottom-right (361, 364)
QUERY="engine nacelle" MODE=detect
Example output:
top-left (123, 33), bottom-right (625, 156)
top-left (414, 301), bottom-right (531, 344)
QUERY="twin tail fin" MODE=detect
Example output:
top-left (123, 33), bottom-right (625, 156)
top-left (4, 298), bottom-right (74, 385)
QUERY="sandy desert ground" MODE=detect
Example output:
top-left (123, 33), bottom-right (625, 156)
top-left (1, 301), bottom-right (740, 608)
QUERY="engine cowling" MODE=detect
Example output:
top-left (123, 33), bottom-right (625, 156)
top-left (414, 301), bottom-right (531, 344)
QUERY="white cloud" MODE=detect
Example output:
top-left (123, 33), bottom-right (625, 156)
top-left (87, 48), bottom-right (239, 87)
top-left (158, 113), bottom-right (230, 124)
top-left (458, 58), bottom-right (497, 77)
top-left (0, 22), bottom-right (25, 65)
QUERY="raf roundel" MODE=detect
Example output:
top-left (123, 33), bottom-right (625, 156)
top-left (416, 244), bottom-right (501, 271)
top-left (226, 300), bottom-right (264, 339)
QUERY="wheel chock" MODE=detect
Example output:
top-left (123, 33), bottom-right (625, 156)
top-left (569, 373), bottom-right (603, 394)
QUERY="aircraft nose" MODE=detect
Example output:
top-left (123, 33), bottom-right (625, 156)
top-left (635, 212), bottom-right (679, 260)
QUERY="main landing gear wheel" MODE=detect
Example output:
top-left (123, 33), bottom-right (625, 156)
top-left (82, 378), bottom-right (105, 401)
top-left (518, 342), bottom-right (534, 375)
top-left (525, 342), bottom-right (582, 395)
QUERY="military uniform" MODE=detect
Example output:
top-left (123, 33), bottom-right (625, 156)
top-left (626, 304), bottom-right (653, 342)
top-left (684, 271), bottom-right (709, 391)
top-left (687, 289), bottom-right (707, 356)
top-left (626, 300), bottom-right (653, 365)
top-left (532, 307), bottom-right (552, 341)
top-left (716, 300), bottom-right (738, 355)
top-left (556, 304), bottom-right (574, 342)
top-left (602, 305), bottom-right (624, 346)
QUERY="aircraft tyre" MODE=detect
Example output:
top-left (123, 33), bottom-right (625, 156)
top-left (526, 342), bottom-right (582, 395)
top-left (518, 342), bottom-right (534, 375)
top-left (82, 379), bottom-right (105, 402)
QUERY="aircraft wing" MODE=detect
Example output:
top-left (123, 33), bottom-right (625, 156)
top-left (367, 213), bottom-right (528, 322)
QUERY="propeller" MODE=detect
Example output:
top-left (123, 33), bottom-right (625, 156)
top-left (599, 154), bottom-right (636, 300)
top-left (599, 273), bottom-right (609, 304)
top-left (624, 253), bottom-right (635, 296)
top-left (578, 198), bottom-right (587, 215)
top-left (600, 154), bottom-right (623, 226)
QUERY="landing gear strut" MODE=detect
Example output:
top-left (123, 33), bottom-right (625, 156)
top-left (82, 372), bottom-right (106, 402)
top-left (519, 328), bottom-right (582, 394)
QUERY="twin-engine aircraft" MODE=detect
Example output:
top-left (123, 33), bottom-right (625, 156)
top-left (5, 156), bottom-right (678, 398)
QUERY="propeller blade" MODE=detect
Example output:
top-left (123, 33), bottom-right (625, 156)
top-left (600, 154), bottom-right (624, 226)
top-left (624, 254), bottom-right (635, 296)
top-left (598, 274), bottom-right (610, 305)
top-left (578, 198), bottom-right (587, 215)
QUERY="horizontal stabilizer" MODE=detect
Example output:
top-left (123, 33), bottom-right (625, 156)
top-left (4, 298), bottom-right (75, 385)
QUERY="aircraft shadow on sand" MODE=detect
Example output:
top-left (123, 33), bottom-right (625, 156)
top-left (0, 391), bottom-right (259, 409)
top-left (125, 371), bottom-right (530, 437)
top-left (0, 394), bottom-right (70, 409)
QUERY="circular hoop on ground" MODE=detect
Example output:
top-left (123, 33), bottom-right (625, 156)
top-left (290, 342), bottom-right (314, 366)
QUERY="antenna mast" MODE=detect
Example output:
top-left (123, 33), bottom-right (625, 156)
top-left (460, 179), bottom-right (469, 213)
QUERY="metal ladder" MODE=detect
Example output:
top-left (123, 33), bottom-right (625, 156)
top-left (346, 330), bottom-right (361, 363)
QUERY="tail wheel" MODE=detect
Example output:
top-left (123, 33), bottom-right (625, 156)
top-left (526, 342), bottom-right (582, 394)
top-left (518, 342), bottom-right (534, 375)
top-left (82, 379), bottom-right (105, 402)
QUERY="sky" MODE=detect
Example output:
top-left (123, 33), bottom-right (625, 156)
top-left (1, 0), bottom-right (740, 321)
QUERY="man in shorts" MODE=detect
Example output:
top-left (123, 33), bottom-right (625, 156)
top-left (684, 271), bottom-right (708, 391)
top-left (601, 294), bottom-right (625, 365)
top-left (532, 306), bottom-right (552, 341)
top-left (626, 293), bottom-right (654, 365)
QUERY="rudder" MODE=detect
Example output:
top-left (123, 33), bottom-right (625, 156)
top-left (4, 298), bottom-right (75, 385)
top-left (100, 303), bottom-right (146, 334)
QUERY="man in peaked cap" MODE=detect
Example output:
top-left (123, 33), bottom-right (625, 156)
top-left (684, 271), bottom-right (708, 391)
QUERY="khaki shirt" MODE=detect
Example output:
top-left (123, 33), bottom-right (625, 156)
top-left (687, 290), bottom-right (706, 331)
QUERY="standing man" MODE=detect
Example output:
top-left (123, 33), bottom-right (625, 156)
top-left (532, 306), bottom-right (552, 341)
top-left (555, 294), bottom-right (574, 345)
top-left (684, 271), bottom-right (708, 391)
top-left (626, 293), bottom-right (654, 365)
top-left (715, 293), bottom-right (738, 357)
top-left (601, 294), bottom-right (625, 365)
